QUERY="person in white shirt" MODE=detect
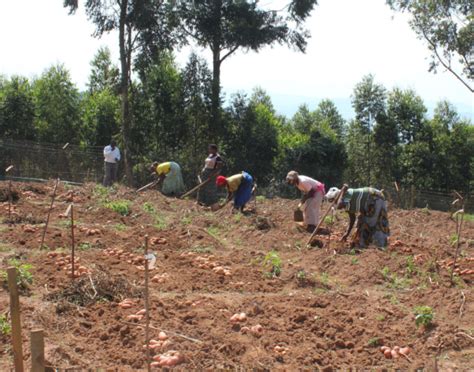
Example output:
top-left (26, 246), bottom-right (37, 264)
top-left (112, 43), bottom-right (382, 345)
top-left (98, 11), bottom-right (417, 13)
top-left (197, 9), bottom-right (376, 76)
top-left (286, 171), bottom-right (325, 233)
top-left (103, 140), bottom-right (121, 186)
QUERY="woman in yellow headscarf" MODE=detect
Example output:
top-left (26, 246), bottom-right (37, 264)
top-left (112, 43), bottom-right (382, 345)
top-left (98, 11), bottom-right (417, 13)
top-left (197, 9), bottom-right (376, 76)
top-left (150, 161), bottom-right (185, 196)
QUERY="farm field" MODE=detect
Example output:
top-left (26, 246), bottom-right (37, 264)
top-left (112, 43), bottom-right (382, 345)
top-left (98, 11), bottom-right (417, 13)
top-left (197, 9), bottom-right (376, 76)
top-left (0, 181), bottom-right (473, 370)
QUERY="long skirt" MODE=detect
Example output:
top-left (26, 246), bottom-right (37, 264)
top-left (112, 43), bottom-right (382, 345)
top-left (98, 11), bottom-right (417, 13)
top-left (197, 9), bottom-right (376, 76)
top-left (356, 198), bottom-right (390, 248)
top-left (303, 191), bottom-right (323, 226)
top-left (198, 168), bottom-right (219, 206)
top-left (234, 172), bottom-right (253, 208)
top-left (161, 162), bottom-right (185, 195)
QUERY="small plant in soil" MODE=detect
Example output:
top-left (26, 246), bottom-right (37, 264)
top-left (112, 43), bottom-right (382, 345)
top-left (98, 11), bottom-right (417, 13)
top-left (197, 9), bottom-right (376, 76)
top-left (262, 250), bottom-right (282, 278)
top-left (142, 202), bottom-right (156, 214)
top-left (191, 246), bottom-right (214, 254)
top-left (367, 337), bottom-right (380, 347)
top-left (351, 257), bottom-right (359, 265)
top-left (0, 315), bottom-right (11, 335)
top-left (296, 270), bottom-right (306, 281)
top-left (78, 242), bottom-right (92, 251)
top-left (181, 216), bottom-right (193, 225)
top-left (114, 223), bottom-right (128, 231)
top-left (405, 255), bottom-right (416, 277)
top-left (376, 314), bottom-right (385, 321)
top-left (381, 266), bottom-right (390, 280)
top-left (105, 200), bottom-right (131, 216)
top-left (256, 195), bottom-right (266, 202)
top-left (414, 305), bottom-right (434, 327)
top-left (1, 259), bottom-right (33, 292)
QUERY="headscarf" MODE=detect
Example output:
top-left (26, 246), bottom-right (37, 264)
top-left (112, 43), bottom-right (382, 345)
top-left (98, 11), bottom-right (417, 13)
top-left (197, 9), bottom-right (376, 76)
top-left (286, 170), bottom-right (299, 184)
top-left (216, 176), bottom-right (227, 187)
top-left (325, 187), bottom-right (341, 202)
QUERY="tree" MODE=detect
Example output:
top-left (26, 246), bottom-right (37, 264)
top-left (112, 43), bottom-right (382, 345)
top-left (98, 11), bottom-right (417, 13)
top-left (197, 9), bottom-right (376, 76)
top-left (223, 92), bottom-right (279, 184)
top-left (64, 0), bottom-right (176, 184)
top-left (292, 104), bottom-right (316, 135)
top-left (88, 46), bottom-right (120, 94)
top-left (387, 88), bottom-right (426, 144)
top-left (432, 100), bottom-right (460, 131)
top-left (0, 76), bottom-right (36, 140)
top-left (387, 0), bottom-right (473, 92)
top-left (313, 99), bottom-right (345, 138)
top-left (32, 65), bottom-right (81, 144)
top-left (351, 75), bottom-right (387, 185)
top-left (177, 0), bottom-right (318, 137)
top-left (81, 89), bottom-right (120, 147)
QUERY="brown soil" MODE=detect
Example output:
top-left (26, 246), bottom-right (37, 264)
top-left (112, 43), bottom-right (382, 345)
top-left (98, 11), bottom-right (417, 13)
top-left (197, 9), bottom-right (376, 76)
top-left (0, 181), bottom-right (473, 370)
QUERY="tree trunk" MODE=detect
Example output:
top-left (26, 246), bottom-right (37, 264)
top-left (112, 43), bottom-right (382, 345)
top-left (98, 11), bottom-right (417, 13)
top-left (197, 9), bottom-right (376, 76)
top-left (119, 1), bottom-right (134, 186)
top-left (211, 47), bottom-right (221, 141)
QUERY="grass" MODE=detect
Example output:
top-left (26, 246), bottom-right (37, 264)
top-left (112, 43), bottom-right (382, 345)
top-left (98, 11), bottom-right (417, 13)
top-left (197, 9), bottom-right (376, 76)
top-left (233, 214), bottom-right (242, 223)
top-left (181, 216), bottom-right (193, 225)
top-left (256, 195), bottom-right (266, 202)
top-left (463, 213), bottom-right (474, 222)
top-left (376, 314), bottom-right (386, 321)
top-left (367, 337), bottom-right (380, 347)
top-left (381, 266), bottom-right (412, 289)
top-left (154, 215), bottom-right (168, 230)
top-left (296, 270), bottom-right (307, 281)
top-left (1, 259), bottom-right (33, 291)
top-left (114, 223), bottom-right (128, 231)
top-left (206, 226), bottom-right (221, 239)
top-left (142, 202), bottom-right (156, 214)
top-left (320, 272), bottom-right (330, 286)
top-left (191, 246), bottom-right (214, 254)
top-left (78, 242), bottom-right (92, 251)
top-left (105, 200), bottom-right (131, 216)
top-left (0, 242), bottom-right (13, 253)
top-left (405, 255), bottom-right (416, 277)
top-left (414, 305), bottom-right (434, 327)
top-left (351, 257), bottom-right (359, 265)
top-left (262, 250), bottom-right (282, 278)
top-left (0, 315), bottom-right (11, 335)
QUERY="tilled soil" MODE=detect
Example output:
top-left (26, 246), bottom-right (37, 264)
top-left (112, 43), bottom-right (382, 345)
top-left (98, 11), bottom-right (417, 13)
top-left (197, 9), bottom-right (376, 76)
top-left (0, 181), bottom-right (473, 370)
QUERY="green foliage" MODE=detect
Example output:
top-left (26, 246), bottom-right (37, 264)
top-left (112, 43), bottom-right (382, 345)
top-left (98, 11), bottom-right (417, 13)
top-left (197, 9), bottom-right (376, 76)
top-left (0, 315), bottom-right (11, 335)
top-left (406, 255), bottom-right (416, 276)
top-left (413, 305), bottom-right (434, 327)
top-left (142, 202), bottom-right (156, 214)
top-left (262, 250), bottom-right (282, 278)
top-left (1, 259), bottom-right (33, 291)
top-left (0, 76), bottom-right (36, 140)
top-left (386, 0), bottom-right (473, 91)
top-left (32, 64), bottom-right (81, 143)
top-left (105, 200), bottom-right (130, 216)
top-left (376, 314), bottom-right (386, 321)
top-left (78, 242), bottom-right (92, 251)
top-left (367, 337), bottom-right (380, 347)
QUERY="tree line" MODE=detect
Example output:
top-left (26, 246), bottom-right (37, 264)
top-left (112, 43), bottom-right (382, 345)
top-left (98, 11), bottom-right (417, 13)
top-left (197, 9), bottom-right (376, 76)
top-left (1, 52), bottom-right (472, 194)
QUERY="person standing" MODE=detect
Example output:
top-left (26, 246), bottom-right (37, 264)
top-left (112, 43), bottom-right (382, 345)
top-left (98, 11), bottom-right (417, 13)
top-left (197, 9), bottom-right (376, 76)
top-left (198, 144), bottom-right (223, 206)
top-left (149, 161), bottom-right (185, 196)
top-left (103, 140), bottom-right (120, 186)
top-left (216, 171), bottom-right (254, 212)
top-left (325, 186), bottom-right (390, 248)
top-left (286, 171), bottom-right (325, 233)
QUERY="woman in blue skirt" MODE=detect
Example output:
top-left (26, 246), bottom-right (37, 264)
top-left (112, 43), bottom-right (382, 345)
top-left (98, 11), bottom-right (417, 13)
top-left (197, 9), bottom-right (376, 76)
top-left (216, 171), bottom-right (254, 212)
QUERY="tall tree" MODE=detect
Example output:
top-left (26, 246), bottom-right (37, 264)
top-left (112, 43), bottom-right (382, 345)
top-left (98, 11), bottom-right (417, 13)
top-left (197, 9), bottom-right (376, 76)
top-left (0, 76), bottom-right (36, 140)
top-left (88, 46), bottom-right (120, 94)
top-left (177, 0), bottom-right (318, 137)
top-left (386, 0), bottom-right (473, 92)
top-left (313, 99), bottom-right (345, 138)
top-left (387, 88), bottom-right (426, 144)
top-left (33, 65), bottom-right (81, 144)
top-left (351, 75), bottom-right (387, 185)
top-left (64, 0), bottom-right (175, 184)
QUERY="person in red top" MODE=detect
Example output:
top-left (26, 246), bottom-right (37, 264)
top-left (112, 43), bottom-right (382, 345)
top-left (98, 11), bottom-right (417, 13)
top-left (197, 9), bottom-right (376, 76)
top-left (286, 171), bottom-right (325, 233)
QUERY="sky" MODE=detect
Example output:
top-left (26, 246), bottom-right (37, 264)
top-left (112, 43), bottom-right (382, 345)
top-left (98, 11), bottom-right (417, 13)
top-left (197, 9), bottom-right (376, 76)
top-left (1, 0), bottom-right (472, 120)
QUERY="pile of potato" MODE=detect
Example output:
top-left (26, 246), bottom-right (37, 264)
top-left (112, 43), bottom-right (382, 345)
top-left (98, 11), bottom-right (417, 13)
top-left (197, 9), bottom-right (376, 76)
top-left (151, 273), bottom-right (169, 284)
top-left (151, 350), bottom-right (184, 368)
top-left (150, 237), bottom-right (167, 245)
top-left (48, 251), bottom-right (90, 277)
top-left (78, 226), bottom-right (101, 236)
top-left (118, 298), bottom-right (136, 309)
top-left (104, 248), bottom-right (146, 269)
top-left (23, 225), bottom-right (38, 233)
top-left (438, 257), bottom-right (474, 277)
top-left (143, 332), bottom-right (170, 351)
top-left (241, 324), bottom-right (264, 337)
top-left (380, 345), bottom-right (411, 359)
top-left (127, 309), bottom-right (146, 321)
top-left (192, 255), bottom-right (231, 276)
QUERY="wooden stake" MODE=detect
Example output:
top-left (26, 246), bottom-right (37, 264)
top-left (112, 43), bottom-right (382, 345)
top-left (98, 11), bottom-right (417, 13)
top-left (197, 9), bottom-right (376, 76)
top-left (7, 267), bottom-right (24, 372)
top-left (40, 179), bottom-right (60, 249)
top-left (144, 235), bottom-right (151, 372)
top-left (306, 185), bottom-right (348, 248)
top-left (30, 329), bottom-right (45, 372)
top-left (70, 204), bottom-right (75, 282)
top-left (8, 179), bottom-right (12, 220)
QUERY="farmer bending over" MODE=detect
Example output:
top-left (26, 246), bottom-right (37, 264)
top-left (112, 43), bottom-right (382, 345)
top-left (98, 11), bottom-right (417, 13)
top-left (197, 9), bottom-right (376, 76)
top-left (216, 171), bottom-right (254, 212)
top-left (150, 161), bottom-right (185, 196)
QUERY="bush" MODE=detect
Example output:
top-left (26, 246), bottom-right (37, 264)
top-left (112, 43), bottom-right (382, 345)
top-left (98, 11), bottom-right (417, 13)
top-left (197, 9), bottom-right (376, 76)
top-left (105, 200), bottom-right (130, 216)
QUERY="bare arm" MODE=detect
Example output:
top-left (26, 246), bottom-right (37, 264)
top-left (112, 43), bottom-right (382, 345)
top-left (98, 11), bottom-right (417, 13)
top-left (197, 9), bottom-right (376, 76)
top-left (341, 212), bottom-right (356, 241)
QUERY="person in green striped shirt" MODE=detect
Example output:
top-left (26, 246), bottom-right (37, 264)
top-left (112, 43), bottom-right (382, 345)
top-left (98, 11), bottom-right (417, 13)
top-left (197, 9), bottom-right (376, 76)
top-left (325, 187), bottom-right (390, 248)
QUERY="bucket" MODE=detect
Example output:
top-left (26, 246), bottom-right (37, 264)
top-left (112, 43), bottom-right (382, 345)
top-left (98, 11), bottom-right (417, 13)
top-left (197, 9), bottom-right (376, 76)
top-left (293, 209), bottom-right (303, 222)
